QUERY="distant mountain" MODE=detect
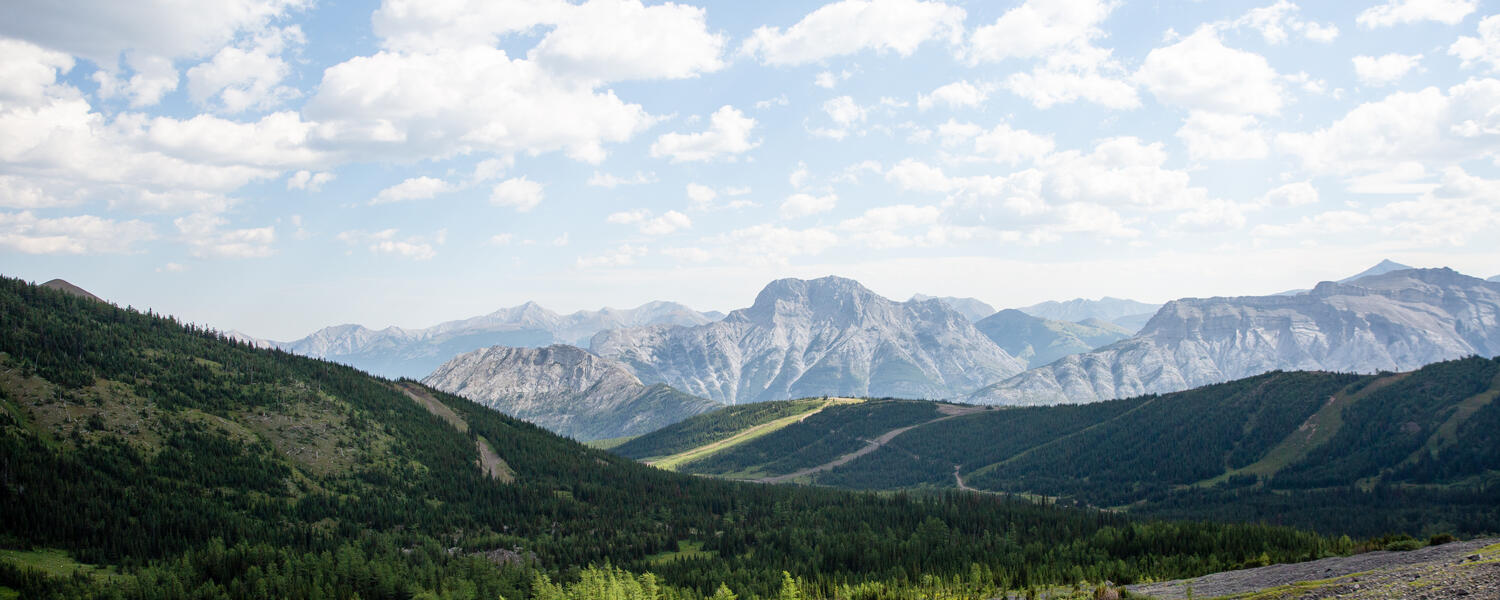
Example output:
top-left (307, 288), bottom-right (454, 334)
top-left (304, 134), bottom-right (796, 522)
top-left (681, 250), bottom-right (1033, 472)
top-left (909, 294), bottom-right (995, 321)
top-left (276, 301), bottom-right (723, 378)
top-left (41, 278), bottom-right (101, 302)
top-left (591, 276), bottom-right (1026, 404)
top-left (1016, 297), bottom-right (1161, 331)
top-left (971, 268), bottom-right (1500, 405)
top-left (1278, 259), bottom-right (1416, 295)
top-left (974, 310), bottom-right (1132, 368)
top-left (422, 344), bottom-right (719, 441)
top-left (1490, 275), bottom-right (1500, 283)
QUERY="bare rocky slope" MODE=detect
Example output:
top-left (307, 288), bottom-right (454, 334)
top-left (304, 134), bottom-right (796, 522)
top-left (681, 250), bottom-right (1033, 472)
top-left (909, 294), bottom-right (996, 321)
top-left (974, 309), bottom-right (1132, 368)
top-left (971, 268), bottom-right (1500, 405)
top-left (273, 301), bottom-right (722, 379)
top-left (422, 344), bottom-right (720, 440)
top-left (591, 276), bottom-right (1026, 404)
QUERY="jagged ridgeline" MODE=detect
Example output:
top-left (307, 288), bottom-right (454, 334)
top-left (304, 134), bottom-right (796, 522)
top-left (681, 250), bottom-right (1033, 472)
top-left (650, 360), bottom-right (1500, 537)
top-left (0, 276), bottom-right (1343, 599)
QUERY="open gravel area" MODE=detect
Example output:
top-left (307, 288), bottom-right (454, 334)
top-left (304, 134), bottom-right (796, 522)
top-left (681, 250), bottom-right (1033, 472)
top-left (1127, 538), bottom-right (1500, 599)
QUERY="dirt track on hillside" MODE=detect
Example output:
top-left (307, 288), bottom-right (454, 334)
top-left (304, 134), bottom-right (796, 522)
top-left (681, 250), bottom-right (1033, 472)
top-left (756, 404), bottom-right (987, 484)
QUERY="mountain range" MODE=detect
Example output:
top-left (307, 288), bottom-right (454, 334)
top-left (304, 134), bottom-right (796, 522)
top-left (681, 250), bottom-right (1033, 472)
top-left (973, 309), bottom-right (1132, 368)
top-left (971, 267), bottom-right (1500, 405)
top-left (1015, 296), bottom-right (1162, 332)
top-left (266, 300), bottom-right (724, 378)
top-left (590, 276), bottom-right (1027, 404)
top-left (908, 294), bottom-right (996, 321)
top-left (421, 344), bottom-right (719, 440)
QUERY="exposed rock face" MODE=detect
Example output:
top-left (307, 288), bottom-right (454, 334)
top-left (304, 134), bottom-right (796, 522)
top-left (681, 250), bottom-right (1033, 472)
top-left (974, 309), bottom-right (1132, 368)
top-left (1015, 296), bottom-right (1161, 331)
top-left (41, 279), bottom-right (102, 302)
top-left (910, 294), bottom-right (996, 322)
top-left (591, 276), bottom-right (1026, 404)
top-left (278, 301), bottom-right (723, 378)
top-left (422, 345), bottom-right (719, 441)
top-left (971, 268), bottom-right (1500, 405)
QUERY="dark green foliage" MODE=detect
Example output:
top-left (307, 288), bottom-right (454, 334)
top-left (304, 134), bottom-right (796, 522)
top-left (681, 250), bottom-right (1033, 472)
top-left (615, 399), bottom-right (824, 459)
top-left (681, 401), bottom-right (940, 476)
top-left (0, 276), bottom-right (1346, 598)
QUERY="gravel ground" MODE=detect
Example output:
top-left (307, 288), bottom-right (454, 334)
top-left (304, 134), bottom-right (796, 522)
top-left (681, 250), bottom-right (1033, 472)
top-left (1127, 538), bottom-right (1500, 599)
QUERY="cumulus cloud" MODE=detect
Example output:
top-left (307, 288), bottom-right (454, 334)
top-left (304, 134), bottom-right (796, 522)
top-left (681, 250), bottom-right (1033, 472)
top-left (174, 213), bottom-right (275, 258)
top-left (490, 176), bottom-right (543, 211)
top-left (917, 80), bottom-right (988, 110)
top-left (1357, 0), bottom-right (1476, 29)
top-left (938, 120), bottom-right (1055, 165)
top-left (371, 176), bottom-right (451, 205)
top-left (607, 209), bottom-right (692, 235)
top-left (1451, 15), bottom-right (1500, 72)
top-left (1175, 112), bottom-right (1269, 160)
top-left (1232, 1), bottom-right (1339, 44)
top-left (1136, 28), bottom-right (1284, 115)
top-left (1277, 78), bottom-right (1500, 174)
top-left (650, 106), bottom-right (758, 162)
top-left (780, 193), bottom-right (838, 219)
top-left (1353, 53), bottom-right (1422, 87)
top-left (1257, 181), bottom-right (1320, 207)
top-left (587, 171), bottom-right (656, 188)
top-left (740, 0), bottom-right (965, 66)
top-left (969, 0), bottom-right (1139, 110)
top-left (286, 170), bottom-right (334, 191)
top-left (336, 228), bottom-right (439, 260)
top-left (0, 211), bottom-right (155, 254)
top-left (576, 244), bottom-right (648, 268)
top-left (185, 25), bottom-right (304, 113)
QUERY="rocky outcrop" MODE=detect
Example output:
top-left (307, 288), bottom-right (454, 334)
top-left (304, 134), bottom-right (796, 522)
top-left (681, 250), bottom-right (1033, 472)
top-left (971, 268), bottom-right (1500, 405)
top-left (591, 276), bottom-right (1026, 404)
top-left (422, 345), bottom-right (719, 441)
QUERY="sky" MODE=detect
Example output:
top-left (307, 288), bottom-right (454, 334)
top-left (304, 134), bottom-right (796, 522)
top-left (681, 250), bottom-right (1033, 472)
top-left (2, 0), bottom-right (1499, 340)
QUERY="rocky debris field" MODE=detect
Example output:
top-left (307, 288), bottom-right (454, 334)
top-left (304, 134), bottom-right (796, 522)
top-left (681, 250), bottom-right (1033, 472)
top-left (1128, 538), bottom-right (1500, 599)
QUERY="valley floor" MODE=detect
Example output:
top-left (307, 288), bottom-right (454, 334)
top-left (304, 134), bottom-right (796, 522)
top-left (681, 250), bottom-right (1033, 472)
top-left (1127, 538), bottom-right (1500, 599)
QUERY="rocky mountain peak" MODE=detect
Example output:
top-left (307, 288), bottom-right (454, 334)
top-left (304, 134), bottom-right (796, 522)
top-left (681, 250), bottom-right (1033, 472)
top-left (736, 275), bottom-right (883, 328)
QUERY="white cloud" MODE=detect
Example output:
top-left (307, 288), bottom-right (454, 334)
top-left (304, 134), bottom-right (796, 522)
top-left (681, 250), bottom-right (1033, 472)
top-left (703, 224), bottom-right (840, 265)
top-left (530, 0), bottom-right (724, 82)
top-left (740, 0), bottom-right (965, 66)
top-left (371, 176), bottom-right (451, 205)
top-left (0, 211), bottom-right (155, 254)
top-left (576, 243), bottom-right (648, 268)
top-left (489, 233), bottom-right (513, 246)
top-left (1174, 199), bottom-right (1247, 231)
top-left (307, 46), bottom-right (654, 163)
top-left (1251, 210), bottom-right (1372, 238)
top-left (1352, 53), bottom-right (1422, 87)
top-left (185, 25), bottom-right (304, 113)
top-left (1450, 15), bottom-right (1500, 72)
top-left (606, 209), bottom-right (692, 235)
top-left (1233, 1), bottom-right (1339, 44)
top-left (587, 171), bottom-right (656, 188)
top-left (836, 204), bottom-right (958, 248)
top-left (686, 183), bottom-right (717, 210)
top-left (1136, 28), bottom-right (1283, 115)
top-left (1257, 181), bottom-right (1320, 207)
top-left (685, 183), bottom-right (755, 211)
top-left (0, 175), bottom-right (77, 209)
top-left (968, 0), bottom-right (1138, 110)
top-left (1175, 112), bottom-right (1269, 160)
top-left (1373, 167), bottom-right (1500, 245)
top-left (1356, 0), bottom-right (1476, 29)
top-left (286, 170), bottom-right (334, 191)
top-left (551, 232), bottom-right (570, 247)
top-left (1277, 79), bottom-right (1500, 174)
top-left (175, 213), bottom-right (275, 258)
top-left (0, 0), bottom-right (307, 66)
top-left (650, 105), bottom-right (758, 162)
top-left (490, 176), bottom-right (543, 211)
top-left (92, 54), bottom-right (179, 108)
top-left (780, 193), bottom-right (838, 219)
top-left (918, 80), bottom-right (988, 110)
top-left (815, 70), bottom-right (852, 89)
top-left (336, 228), bottom-right (438, 260)
top-left (813, 96), bottom-right (868, 139)
top-left (954, 121), bottom-right (1055, 165)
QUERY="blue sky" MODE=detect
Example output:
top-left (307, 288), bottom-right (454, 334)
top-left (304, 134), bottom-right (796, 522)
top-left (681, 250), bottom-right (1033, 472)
top-left (2, 0), bottom-right (1498, 340)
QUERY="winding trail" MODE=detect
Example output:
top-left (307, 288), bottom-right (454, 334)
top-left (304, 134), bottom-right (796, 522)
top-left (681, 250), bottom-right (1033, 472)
top-left (756, 403), bottom-right (987, 484)
top-left (953, 465), bottom-right (976, 491)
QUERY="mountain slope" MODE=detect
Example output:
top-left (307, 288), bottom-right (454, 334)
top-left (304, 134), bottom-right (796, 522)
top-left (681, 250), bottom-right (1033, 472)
top-left (644, 357), bottom-right (1500, 536)
top-left (1016, 296), bottom-right (1161, 329)
top-left (277, 300), bottom-right (722, 379)
top-left (40, 278), bottom-right (101, 302)
top-left (972, 268), bottom-right (1500, 405)
top-left (0, 275), bottom-right (1342, 599)
top-left (910, 294), bottom-right (996, 321)
top-left (591, 276), bottom-right (1026, 404)
top-left (974, 309), bottom-right (1132, 368)
top-left (422, 344), bottom-right (719, 440)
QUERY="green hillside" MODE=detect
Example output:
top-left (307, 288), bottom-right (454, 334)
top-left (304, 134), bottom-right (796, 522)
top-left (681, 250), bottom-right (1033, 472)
top-left (0, 276), bottom-right (1346, 599)
top-left (655, 361), bottom-right (1500, 537)
top-left (614, 397), bottom-right (832, 460)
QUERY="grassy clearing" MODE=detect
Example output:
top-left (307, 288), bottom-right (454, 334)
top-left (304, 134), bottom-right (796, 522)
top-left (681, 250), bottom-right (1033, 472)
top-left (646, 397), bottom-right (862, 471)
top-left (0, 548), bottom-right (127, 583)
top-left (645, 541), bottom-right (714, 565)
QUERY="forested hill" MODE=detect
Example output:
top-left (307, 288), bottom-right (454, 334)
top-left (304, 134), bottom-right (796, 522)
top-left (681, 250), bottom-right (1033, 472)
top-left (0, 276), bottom-right (1343, 599)
top-left (647, 359), bottom-right (1500, 537)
